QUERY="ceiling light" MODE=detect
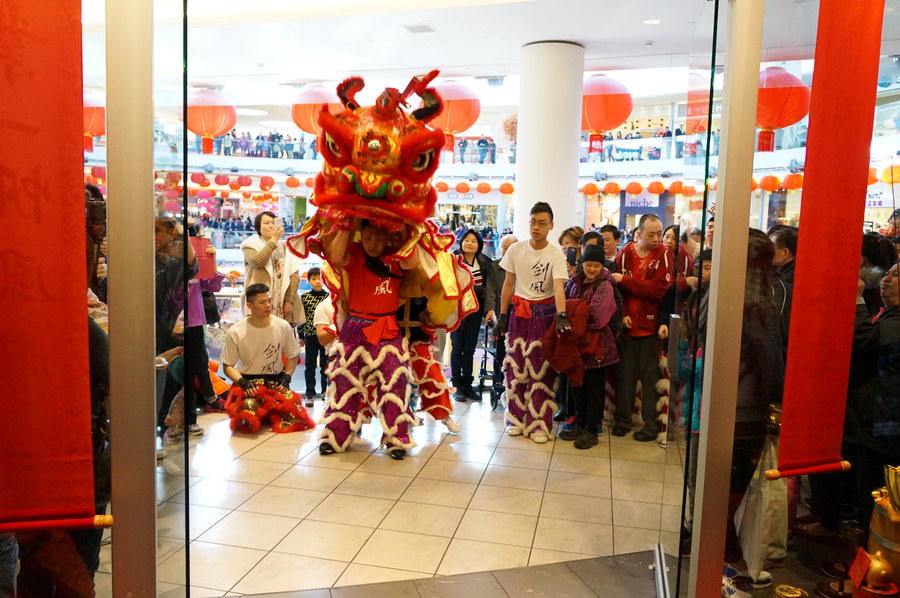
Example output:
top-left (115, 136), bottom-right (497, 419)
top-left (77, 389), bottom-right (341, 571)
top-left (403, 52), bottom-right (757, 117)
top-left (643, 19), bottom-right (661, 25)
top-left (235, 108), bottom-right (268, 116)
top-left (402, 24), bottom-right (436, 33)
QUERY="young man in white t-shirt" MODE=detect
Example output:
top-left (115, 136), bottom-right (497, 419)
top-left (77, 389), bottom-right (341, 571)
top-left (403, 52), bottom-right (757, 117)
top-left (494, 202), bottom-right (570, 443)
top-left (222, 283), bottom-right (301, 397)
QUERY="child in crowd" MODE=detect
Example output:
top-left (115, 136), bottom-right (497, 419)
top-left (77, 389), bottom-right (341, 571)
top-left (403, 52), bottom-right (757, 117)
top-left (560, 243), bottom-right (620, 449)
top-left (319, 221), bottom-right (419, 459)
top-left (299, 267), bottom-right (329, 407)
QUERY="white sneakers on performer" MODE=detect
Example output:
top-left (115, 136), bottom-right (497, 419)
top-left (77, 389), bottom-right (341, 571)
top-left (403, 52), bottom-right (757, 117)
top-left (442, 417), bottom-right (460, 433)
top-left (188, 424), bottom-right (204, 436)
top-left (531, 431), bottom-right (549, 444)
top-left (721, 577), bottom-right (751, 598)
top-left (506, 426), bottom-right (523, 436)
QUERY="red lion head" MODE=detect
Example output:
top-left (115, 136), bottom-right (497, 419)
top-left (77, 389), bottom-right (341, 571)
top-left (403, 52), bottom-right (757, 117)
top-left (312, 70), bottom-right (446, 228)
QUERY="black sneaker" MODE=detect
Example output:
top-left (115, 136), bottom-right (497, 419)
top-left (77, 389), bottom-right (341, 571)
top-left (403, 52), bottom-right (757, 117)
top-left (453, 389), bottom-right (468, 403)
top-left (611, 426), bottom-right (629, 437)
top-left (574, 429), bottom-right (599, 450)
top-left (305, 395), bottom-right (314, 408)
top-left (553, 410), bottom-right (569, 422)
top-left (319, 443), bottom-right (335, 455)
top-left (389, 448), bottom-right (406, 460)
top-left (633, 429), bottom-right (657, 442)
top-left (558, 425), bottom-right (584, 441)
top-left (464, 386), bottom-right (481, 401)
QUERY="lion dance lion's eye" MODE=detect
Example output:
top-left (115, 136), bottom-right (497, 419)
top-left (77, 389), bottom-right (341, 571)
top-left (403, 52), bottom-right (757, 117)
top-left (411, 149), bottom-right (434, 172)
top-left (325, 133), bottom-right (341, 158)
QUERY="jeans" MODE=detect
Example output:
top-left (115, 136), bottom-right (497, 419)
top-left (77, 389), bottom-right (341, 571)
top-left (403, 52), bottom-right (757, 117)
top-left (450, 310), bottom-right (483, 381)
top-left (304, 334), bottom-right (328, 395)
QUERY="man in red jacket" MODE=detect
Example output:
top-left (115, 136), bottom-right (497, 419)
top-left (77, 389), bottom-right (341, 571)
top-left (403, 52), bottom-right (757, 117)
top-left (612, 214), bottom-right (672, 441)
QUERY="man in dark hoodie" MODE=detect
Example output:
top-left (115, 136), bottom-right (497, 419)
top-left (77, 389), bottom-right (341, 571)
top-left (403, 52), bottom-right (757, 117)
top-left (771, 226), bottom-right (797, 353)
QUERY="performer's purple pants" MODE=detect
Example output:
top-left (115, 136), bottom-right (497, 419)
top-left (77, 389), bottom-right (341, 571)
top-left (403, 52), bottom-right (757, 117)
top-left (320, 316), bottom-right (416, 452)
top-left (504, 301), bottom-right (558, 436)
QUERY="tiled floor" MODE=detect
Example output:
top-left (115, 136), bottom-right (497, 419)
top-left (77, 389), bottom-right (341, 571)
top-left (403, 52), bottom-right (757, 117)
top-left (95, 385), bottom-right (687, 597)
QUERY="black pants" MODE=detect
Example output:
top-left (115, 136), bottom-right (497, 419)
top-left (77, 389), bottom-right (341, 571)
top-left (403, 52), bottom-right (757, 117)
top-left (157, 326), bottom-right (214, 430)
top-left (572, 367), bottom-right (606, 430)
top-left (614, 334), bottom-right (662, 434)
top-left (724, 422), bottom-right (767, 564)
top-left (304, 334), bottom-right (328, 395)
top-left (450, 310), bottom-right (483, 381)
top-left (493, 328), bottom-right (506, 389)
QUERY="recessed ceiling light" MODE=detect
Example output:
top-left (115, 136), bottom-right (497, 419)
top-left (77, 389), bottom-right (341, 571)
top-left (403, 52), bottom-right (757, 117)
top-left (643, 19), bottom-right (661, 25)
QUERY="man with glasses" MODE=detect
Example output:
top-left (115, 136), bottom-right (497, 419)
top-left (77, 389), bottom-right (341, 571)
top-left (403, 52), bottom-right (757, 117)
top-left (494, 202), bottom-right (570, 444)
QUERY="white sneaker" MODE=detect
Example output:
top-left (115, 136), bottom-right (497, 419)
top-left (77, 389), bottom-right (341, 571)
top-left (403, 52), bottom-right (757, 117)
top-left (156, 448), bottom-right (167, 460)
top-left (442, 417), bottom-right (460, 433)
top-left (506, 426), bottom-right (523, 436)
top-left (722, 577), bottom-right (751, 598)
top-left (531, 431), bottom-right (548, 444)
top-left (187, 424), bottom-right (204, 436)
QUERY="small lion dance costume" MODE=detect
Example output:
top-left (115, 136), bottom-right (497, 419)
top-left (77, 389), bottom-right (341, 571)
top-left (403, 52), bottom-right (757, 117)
top-left (287, 71), bottom-right (477, 457)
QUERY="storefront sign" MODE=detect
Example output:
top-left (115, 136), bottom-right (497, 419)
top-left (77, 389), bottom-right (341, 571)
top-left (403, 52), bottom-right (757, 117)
top-left (624, 194), bottom-right (659, 208)
top-left (866, 191), bottom-right (885, 207)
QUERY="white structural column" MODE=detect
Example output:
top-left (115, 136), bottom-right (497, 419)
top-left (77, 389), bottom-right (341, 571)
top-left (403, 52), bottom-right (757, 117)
top-left (514, 42), bottom-right (585, 239)
top-left (107, 0), bottom-right (158, 594)
top-left (688, 1), bottom-right (765, 597)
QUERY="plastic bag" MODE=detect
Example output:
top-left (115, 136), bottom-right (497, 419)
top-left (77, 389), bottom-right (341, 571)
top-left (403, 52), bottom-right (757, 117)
top-left (737, 437), bottom-right (788, 580)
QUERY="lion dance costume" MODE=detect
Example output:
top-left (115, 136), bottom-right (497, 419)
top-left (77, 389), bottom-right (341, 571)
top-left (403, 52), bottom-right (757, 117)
top-left (287, 71), bottom-right (477, 456)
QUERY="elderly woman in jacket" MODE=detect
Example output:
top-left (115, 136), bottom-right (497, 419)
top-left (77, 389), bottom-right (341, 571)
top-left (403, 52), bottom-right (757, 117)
top-left (451, 229), bottom-right (496, 401)
top-left (559, 243), bottom-right (620, 449)
top-left (241, 211), bottom-right (302, 324)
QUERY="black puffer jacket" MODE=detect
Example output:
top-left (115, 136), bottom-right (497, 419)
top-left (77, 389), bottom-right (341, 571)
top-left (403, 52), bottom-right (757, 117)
top-left (736, 302), bottom-right (785, 424)
top-left (455, 233), bottom-right (496, 315)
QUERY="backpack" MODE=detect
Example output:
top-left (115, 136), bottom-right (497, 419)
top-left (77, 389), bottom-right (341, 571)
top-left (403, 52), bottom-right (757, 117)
top-left (591, 278), bottom-right (625, 345)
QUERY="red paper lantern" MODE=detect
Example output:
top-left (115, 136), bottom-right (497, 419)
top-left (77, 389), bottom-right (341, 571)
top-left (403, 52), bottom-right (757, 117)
top-left (581, 75), bottom-right (633, 133)
top-left (499, 182), bottom-right (514, 194)
top-left (456, 182), bottom-right (470, 194)
top-left (220, 191), bottom-right (229, 199)
top-left (881, 165), bottom-right (900, 184)
top-left (190, 172), bottom-right (205, 184)
top-left (759, 176), bottom-right (781, 192)
top-left (165, 172), bottom-right (182, 186)
top-left (783, 173), bottom-right (803, 190)
top-left (625, 182), bottom-right (643, 195)
top-left (285, 176), bottom-right (301, 188)
top-left (90, 166), bottom-right (106, 181)
top-left (242, 191), bottom-right (252, 199)
top-left (198, 177), bottom-right (210, 188)
top-left (229, 181), bottom-right (242, 190)
top-left (647, 181), bottom-right (665, 195)
top-left (237, 175), bottom-right (252, 187)
top-left (683, 185), bottom-right (697, 198)
top-left (263, 192), bottom-right (272, 200)
top-left (291, 88), bottom-right (343, 136)
top-left (83, 91), bottom-right (105, 153)
top-left (668, 181), bottom-right (683, 195)
top-left (214, 174), bottom-right (230, 186)
top-left (435, 182), bottom-right (449, 193)
top-left (85, 175), bottom-right (98, 185)
top-left (756, 67), bottom-right (810, 152)
top-left (582, 183), bottom-right (599, 196)
top-left (259, 175), bottom-right (275, 190)
top-left (476, 182), bottom-right (491, 194)
top-left (431, 81), bottom-right (481, 134)
top-left (868, 168), bottom-right (878, 186)
top-left (186, 90), bottom-right (237, 154)
top-left (305, 177), bottom-right (315, 188)
top-left (604, 182), bottom-right (621, 195)
top-left (751, 178), bottom-right (758, 192)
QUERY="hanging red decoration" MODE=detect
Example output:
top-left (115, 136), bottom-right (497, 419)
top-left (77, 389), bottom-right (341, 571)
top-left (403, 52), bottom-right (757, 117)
top-left (685, 71), bottom-right (712, 135)
top-left (237, 175), bottom-right (252, 187)
top-left (476, 182), bottom-right (491, 194)
top-left (229, 181), bottom-right (242, 190)
top-left (291, 88), bottom-right (343, 136)
top-left (190, 172), bottom-right (206, 184)
top-left (756, 67), bottom-right (811, 152)
top-left (83, 91), bottom-right (105, 153)
top-left (581, 183), bottom-right (599, 196)
top-left (242, 191), bottom-right (252, 199)
top-left (198, 177), bottom-right (210, 188)
top-left (259, 176), bottom-right (275, 189)
top-left (581, 75), bottom-right (633, 136)
top-left (625, 182), bottom-right (643, 195)
top-left (186, 89), bottom-right (237, 154)
top-left (263, 192), bottom-right (272, 200)
top-left (881, 165), bottom-right (900, 184)
top-left (90, 166), bottom-right (106, 181)
top-left (220, 191), bottom-right (229, 199)
top-left (760, 175), bottom-right (782, 192)
top-left (682, 185), bottom-right (697, 198)
top-left (499, 182), bottom-right (514, 194)
top-left (214, 174), bottom-right (230, 186)
top-left (285, 176), bottom-right (301, 188)
top-left (429, 81), bottom-right (482, 161)
top-left (456, 182), bottom-right (470, 194)
top-left (647, 181), bottom-right (665, 195)
top-left (434, 182), bottom-right (450, 193)
top-left (305, 177), bottom-right (315, 188)
top-left (751, 178), bottom-right (758, 192)
top-left (165, 172), bottom-right (182, 186)
top-left (604, 182), bottom-right (621, 195)
top-left (867, 168), bottom-right (878, 186)
top-left (668, 181), bottom-right (683, 195)
top-left (85, 175), bottom-right (98, 185)
top-left (783, 173), bottom-right (804, 190)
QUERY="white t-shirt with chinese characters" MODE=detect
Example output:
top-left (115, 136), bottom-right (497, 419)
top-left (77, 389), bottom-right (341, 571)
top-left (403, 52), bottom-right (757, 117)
top-left (499, 240), bottom-right (569, 301)
top-left (221, 316), bottom-right (301, 375)
top-left (312, 298), bottom-right (336, 351)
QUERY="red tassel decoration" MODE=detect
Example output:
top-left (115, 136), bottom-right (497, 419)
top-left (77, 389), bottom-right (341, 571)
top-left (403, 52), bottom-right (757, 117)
top-left (202, 137), bottom-right (214, 154)
top-left (758, 129), bottom-right (775, 152)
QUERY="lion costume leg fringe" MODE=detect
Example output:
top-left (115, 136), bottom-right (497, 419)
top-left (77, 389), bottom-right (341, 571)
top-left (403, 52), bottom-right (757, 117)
top-left (504, 307), bottom-right (557, 437)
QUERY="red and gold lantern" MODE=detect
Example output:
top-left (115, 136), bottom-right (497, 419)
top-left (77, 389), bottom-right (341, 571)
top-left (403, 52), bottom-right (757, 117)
top-left (186, 90), bottom-right (237, 154)
top-left (756, 68), bottom-right (810, 152)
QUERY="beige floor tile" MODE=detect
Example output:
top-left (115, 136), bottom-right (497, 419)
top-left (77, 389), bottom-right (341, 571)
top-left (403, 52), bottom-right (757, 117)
top-left (663, 483), bottom-right (686, 507)
top-left (270, 464), bottom-right (352, 492)
top-left (551, 437), bottom-right (611, 456)
top-left (528, 548), bottom-right (593, 566)
top-left (182, 452), bottom-right (237, 478)
top-left (660, 504), bottom-right (682, 533)
top-left (532, 518), bottom-right (613, 556)
top-left (208, 458), bottom-right (292, 485)
top-left (612, 499), bottom-right (662, 530)
top-left (156, 502), bottom-right (231, 540)
top-left (609, 442), bottom-right (667, 463)
top-left (480, 464), bottom-right (548, 491)
top-left (231, 552), bottom-right (348, 594)
top-left (156, 473), bottom-right (200, 503)
top-left (441, 428), bottom-right (503, 447)
top-left (157, 541), bottom-right (267, 590)
top-left (191, 433), bottom-right (268, 458)
top-left (431, 442), bottom-right (496, 464)
top-left (275, 519), bottom-right (374, 561)
top-left (94, 572), bottom-right (112, 598)
top-left (156, 583), bottom-right (231, 598)
top-left (497, 432), bottom-right (553, 453)
top-left (664, 464), bottom-right (687, 484)
top-left (307, 492), bottom-right (396, 528)
top-left (614, 525), bottom-right (661, 555)
top-left (540, 492), bottom-right (612, 525)
top-left (240, 440), bottom-right (318, 464)
top-left (298, 447), bottom-right (371, 471)
top-left (468, 485), bottom-right (543, 516)
top-left (610, 458), bottom-right (665, 482)
top-left (611, 477), bottom-right (665, 504)
top-left (454, 509), bottom-right (538, 548)
top-left (157, 537), bottom-right (184, 564)
top-left (168, 478), bottom-right (263, 509)
top-left (197, 510), bottom-right (301, 550)
top-left (333, 471), bottom-right (414, 500)
top-left (405, 440), bottom-right (442, 458)
top-left (660, 531), bottom-right (681, 557)
top-left (417, 459), bottom-right (487, 485)
top-left (357, 453), bottom-right (427, 477)
top-left (399, 478), bottom-right (477, 509)
top-left (455, 416), bottom-right (508, 432)
top-left (544, 471), bottom-right (611, 498)
top-left (266, 428), bottom-right (322, 445)
top-left (489, 447), bottom-right (552, 470)
top-left (378, 502), bottom-right (466, 538)
top-left (236, 485), bottom-right (329, 518)
top-left (549, 453), bottom-right (612, 476)
top-left (436, 538), bottom-right (530, 576)
top-left (354, 529), bottom-right (451, 574)
top-left (335, 564), bottom-right (433, 587)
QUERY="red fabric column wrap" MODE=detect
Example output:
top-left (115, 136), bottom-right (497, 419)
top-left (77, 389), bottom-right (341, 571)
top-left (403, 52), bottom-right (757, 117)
top-left (0, 0), bottom-right (97, 527)
top-left (777, 0), bottom-right (886, 476)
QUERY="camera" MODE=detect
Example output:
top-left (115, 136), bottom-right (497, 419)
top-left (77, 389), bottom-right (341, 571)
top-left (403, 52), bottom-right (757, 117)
top-left (85, 183), bottom-right (107, 247)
